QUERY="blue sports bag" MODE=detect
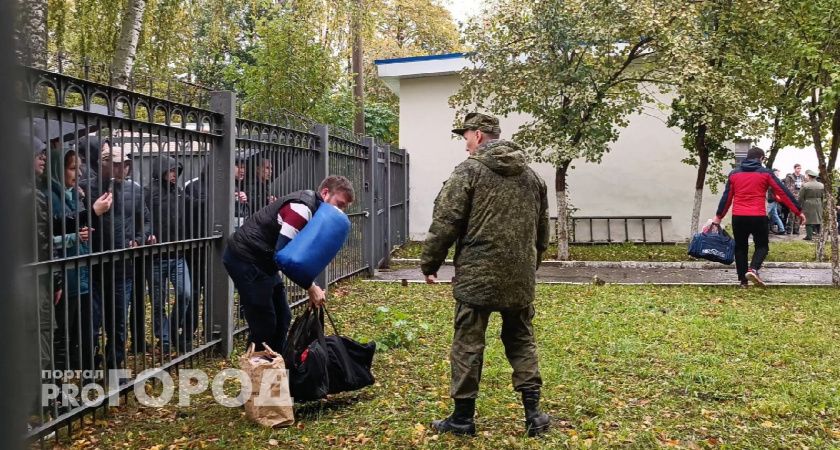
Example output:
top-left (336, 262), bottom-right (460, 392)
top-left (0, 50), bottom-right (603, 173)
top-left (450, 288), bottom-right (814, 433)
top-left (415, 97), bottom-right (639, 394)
top-left (274, 202), bottom-right (351, 287)
top-left (688, 223), bottom-right (735, 265)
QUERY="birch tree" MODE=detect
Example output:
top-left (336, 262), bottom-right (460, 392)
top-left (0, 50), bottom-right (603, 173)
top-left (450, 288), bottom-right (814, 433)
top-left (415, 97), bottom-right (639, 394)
top-left (111, 0), bottom-right (147, 89)
top-left (16, 0), bottom-right (48, 68)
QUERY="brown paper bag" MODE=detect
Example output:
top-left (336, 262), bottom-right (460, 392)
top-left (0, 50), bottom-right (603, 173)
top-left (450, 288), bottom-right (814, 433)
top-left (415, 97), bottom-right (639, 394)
top-left (239, 342), bottom-right (295, 428)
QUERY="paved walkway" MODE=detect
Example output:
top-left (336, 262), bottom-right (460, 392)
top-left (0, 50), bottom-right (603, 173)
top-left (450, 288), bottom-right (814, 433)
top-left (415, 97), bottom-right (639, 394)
top-left (373, 262), bottom-right (834, 286)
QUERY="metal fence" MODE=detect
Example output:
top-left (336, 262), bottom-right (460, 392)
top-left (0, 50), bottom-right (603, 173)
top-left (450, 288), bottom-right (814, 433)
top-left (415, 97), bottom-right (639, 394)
top-left (19, 66), bottom-right (409, 442)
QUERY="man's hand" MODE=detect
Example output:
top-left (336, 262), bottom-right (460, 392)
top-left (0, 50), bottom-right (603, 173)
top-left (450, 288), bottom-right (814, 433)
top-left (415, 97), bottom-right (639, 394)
top-left (799, 213), bottom-right (807, 225)
top-left (307, 284), bottom-right (326, 307)
top-left (79, 227), bottom-right (91, 243)
top-left (268, 195), bottom-right (278, 204)
top-left (147, 235), bottom-right (158, 245)
top-left (711, 216), bottom-right (722, 225)
top-left (425, 274), bottom-right (437, 284)
top-left (235, 191), bottom-right (248, 204)
top-left (93, 192), bottom-right (113, 216)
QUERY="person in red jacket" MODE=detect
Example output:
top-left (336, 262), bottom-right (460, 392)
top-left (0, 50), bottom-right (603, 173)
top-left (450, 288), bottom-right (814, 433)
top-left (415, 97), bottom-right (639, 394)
top-left (711, 147), bottom-right (805, 287)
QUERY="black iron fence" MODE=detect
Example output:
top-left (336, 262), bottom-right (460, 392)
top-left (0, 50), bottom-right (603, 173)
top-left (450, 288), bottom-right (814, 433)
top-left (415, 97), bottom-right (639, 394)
top-left (18, 66), bottom-right (409, 442)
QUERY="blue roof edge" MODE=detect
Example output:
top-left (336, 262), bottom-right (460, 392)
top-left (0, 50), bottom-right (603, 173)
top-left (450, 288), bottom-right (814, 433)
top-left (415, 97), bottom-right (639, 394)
top-left (374, 52), bottom-right (466, 66)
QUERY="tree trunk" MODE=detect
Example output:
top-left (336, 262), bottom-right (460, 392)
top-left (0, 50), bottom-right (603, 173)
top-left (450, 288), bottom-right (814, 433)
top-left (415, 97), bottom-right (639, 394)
top-left (555, 161), bottom-right (571, 260)
top-left (111, 0), bottom-right (147, 89)
top-left (826, 103), bottom-right (840, 285)
top-left (827, 193), bottom-right (839, 286)
top-left (351, 0), bottom-right (364, 134)
top-left (15, 0), bottom-right (47, 68)
top-left (766, 105), bottom-right (783, 168)
top-left (690, 124), bottom-right (709, 236)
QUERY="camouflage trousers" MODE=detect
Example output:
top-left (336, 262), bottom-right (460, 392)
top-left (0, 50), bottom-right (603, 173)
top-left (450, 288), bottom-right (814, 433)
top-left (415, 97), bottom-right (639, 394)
top-left (450, 301), bottom-right (543, 399)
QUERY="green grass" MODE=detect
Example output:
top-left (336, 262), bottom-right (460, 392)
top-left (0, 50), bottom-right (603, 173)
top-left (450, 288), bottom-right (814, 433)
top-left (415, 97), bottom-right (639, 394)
top-left (392, 240), bottom-right (819, 262)
top-left (65, 281), bottom-right (840, 449)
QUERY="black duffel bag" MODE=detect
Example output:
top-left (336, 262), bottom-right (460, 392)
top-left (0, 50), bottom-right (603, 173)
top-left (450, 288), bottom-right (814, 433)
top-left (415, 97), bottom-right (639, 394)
top-left (284, 306), bottom-right (376, 402)
top-left (321, 307), bottom-right (376, 394)
top-left (284, 307), bottom-right (330, 402)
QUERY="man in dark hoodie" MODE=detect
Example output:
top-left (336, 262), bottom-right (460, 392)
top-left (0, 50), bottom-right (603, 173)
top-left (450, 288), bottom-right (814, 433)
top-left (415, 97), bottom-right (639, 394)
top-left (712, 146), bottom-right (804, 287)
top-left (144, 156), bottom-right (198, 353)
top-left (421, 113), bottom-right (551, 437)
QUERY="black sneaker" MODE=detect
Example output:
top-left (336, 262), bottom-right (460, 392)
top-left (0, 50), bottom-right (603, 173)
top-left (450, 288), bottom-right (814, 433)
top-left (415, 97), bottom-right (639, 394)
top-left (746, 269), bottom-right (765, 287)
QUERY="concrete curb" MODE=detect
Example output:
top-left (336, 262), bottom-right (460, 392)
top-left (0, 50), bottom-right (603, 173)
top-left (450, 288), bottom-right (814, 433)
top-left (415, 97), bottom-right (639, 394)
top-left (390, 258), bottom-right (831, 270)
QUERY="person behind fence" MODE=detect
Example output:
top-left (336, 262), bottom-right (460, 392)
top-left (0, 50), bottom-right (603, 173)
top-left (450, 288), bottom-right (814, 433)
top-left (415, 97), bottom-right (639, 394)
top-left (246, 158), bottom-right (277, 212)
top-left (223, 176), bottom-right (354, 353)
top-left (712, 146), bottom-right (804, 287)
top-left (767, 169), bottom-right (786, 235)
top-left (234, 155), bottom-right (250, 228)
top-left (26, 135), bottom-right (54, 410)
top-left (48, 147), bottom-right (112, 373)
top-left (89, 144), bottom-right (155, 370)
top-left (784, 163), bottom-right (805, 234)
top-left (145, 156), bottom-right (199, 353)
top-left (184, 163), bottom-right (211, 345)
top-left (125, 154), bottom-right (154, 354)
top-left (421, 112), bottom-right (551, 437)
top-left (799, 169), bottom-right (824, 241)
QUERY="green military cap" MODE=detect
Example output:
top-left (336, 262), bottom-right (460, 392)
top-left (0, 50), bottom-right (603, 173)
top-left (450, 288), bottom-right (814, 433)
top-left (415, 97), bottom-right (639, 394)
top-left (452, 112), bottom-right (501, 136)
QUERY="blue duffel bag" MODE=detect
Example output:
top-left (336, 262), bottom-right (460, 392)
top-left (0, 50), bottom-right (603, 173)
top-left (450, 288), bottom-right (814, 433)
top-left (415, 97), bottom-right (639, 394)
top-left (688, 223), bottom-right (735, 265)
top-left (274, 202), bottom-right (351, 287)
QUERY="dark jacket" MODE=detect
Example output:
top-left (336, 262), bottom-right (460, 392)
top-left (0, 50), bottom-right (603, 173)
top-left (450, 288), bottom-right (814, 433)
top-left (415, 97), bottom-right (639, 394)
top-left (717, 159), bottom-right (801, 218)
top-left (227, 190), bottom-right (321, 275)
top-left (184, 165), bottom-right (210, 240)
top-left (144, 156), bottom-right (199, 244)
top-left (76, 136), bottom-right (106, 182)
top-left (88, 174), bottom-right (152, 253)
top-left (420, 140), bottom-right (549, 309)
top-left (246, 179), bottom-right (274, 213)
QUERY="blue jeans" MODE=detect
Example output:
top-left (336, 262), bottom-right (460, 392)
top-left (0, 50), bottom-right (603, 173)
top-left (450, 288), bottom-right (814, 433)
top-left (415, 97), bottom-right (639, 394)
top-left (768, 202), bottom-right (785, 233)
top-left (151, 257), bottom-right (193, 350)
top-left (223, 247), bottom-right (291, 353)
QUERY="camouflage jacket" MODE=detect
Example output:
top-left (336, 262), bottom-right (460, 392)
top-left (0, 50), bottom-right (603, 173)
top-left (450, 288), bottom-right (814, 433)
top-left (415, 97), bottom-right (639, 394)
top-left (420, 140), bottom-right (549, 309)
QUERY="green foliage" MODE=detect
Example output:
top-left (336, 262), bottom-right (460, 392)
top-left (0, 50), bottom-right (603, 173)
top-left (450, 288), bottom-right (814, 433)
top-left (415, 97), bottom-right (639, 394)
top-left (41, 0), bottom-right (459, 137)
top-left (392, 240), bottom-right (820, 262)
top-left (238, 9), bottom-right (343, 122)
top-left (666, 0), bottom-right (776, 191)
top-left (452, 0), bottom-right (696, 167)
top-left (367, 305), bottom-right (430, 351)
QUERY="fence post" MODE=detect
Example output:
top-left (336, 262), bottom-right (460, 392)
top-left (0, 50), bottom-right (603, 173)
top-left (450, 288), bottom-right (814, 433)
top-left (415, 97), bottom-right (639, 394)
top-left (363, 136), bottom-right (376, 276)
top-left (403, 148), bottom-right (410, 246)
top-left (209, 91), bottom-right (236, 357)
top-left (384, 144), bottom-right (392, 268)
top-left (313, 124), bottom-right (330, 288)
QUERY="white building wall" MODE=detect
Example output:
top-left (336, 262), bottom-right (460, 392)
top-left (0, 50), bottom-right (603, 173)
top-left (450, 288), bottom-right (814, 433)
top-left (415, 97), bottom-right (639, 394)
top-left (399, 74), bottom-right (723, 242)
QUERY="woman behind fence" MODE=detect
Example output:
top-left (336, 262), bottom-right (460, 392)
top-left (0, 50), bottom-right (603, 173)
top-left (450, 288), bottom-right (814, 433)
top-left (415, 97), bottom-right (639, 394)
top-left (47, 147), bottom-right (112, 373)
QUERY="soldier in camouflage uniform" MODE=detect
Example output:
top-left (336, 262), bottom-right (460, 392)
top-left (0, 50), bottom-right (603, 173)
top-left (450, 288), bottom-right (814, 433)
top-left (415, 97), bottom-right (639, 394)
top-left (421, 113), bottom-right (551, 437)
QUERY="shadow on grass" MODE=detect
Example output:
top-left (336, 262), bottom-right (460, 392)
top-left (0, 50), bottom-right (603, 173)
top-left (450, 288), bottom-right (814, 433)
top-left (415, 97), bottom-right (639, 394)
top-left (293, 390), bottom-right (376, 420)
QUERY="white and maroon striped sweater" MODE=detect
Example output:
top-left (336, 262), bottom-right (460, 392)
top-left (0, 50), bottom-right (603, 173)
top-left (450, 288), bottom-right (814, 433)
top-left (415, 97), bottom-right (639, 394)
top-left (274, 202), bottom-right (313, 252)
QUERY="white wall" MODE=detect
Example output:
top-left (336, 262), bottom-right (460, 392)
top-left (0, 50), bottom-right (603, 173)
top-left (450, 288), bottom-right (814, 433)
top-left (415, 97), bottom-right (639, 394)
top-left (399, 74), bottom-right (723, 242)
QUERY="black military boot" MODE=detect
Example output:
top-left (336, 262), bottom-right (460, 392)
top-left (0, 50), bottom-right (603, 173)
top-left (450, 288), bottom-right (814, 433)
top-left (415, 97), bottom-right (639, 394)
top-left (431, 398), bottom-right (476, 436)
top-left (522, 390), bottom-right (551, 437)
